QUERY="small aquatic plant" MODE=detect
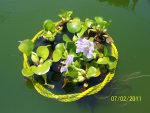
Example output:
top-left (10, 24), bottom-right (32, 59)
top-left (18, 10), bottom-right (118, 102)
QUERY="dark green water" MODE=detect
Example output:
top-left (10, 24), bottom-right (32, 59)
top-left (0, 0), bottom-right (150, 113)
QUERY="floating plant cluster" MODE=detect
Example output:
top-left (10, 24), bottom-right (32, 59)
top-left (18, 11), bottom-right (117, 93)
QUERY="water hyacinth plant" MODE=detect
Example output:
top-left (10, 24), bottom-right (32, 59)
top-left (18, 11), bottom-right (118, 101)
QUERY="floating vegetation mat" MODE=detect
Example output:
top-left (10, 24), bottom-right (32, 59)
top-left (18, 11), bottom-right (118, 102)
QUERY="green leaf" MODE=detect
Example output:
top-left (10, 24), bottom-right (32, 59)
top-left (100, 65), bottom-right (108, 73)
top-left (31, 59), bottom-right (52, 75)
top-left (63, 34), bottom-right (71, 42)
top-left (22, 68), bottom-right (34, 77)
top-left (74, 60), bottom-right (81, 68)
top-left (55, 43), bottom-right (65, 52)
top-left (95, 49), bottom-right (104, 58)
top-left (95, 17), bottom-right (104, 24)
top-left (18, 39), bottom-right (34, 56)
top-left (89, 37), bottom-right (94, 42)
top-left (86, 66), bottom-right (97, 79)
top-left (97, 57), bottom-right (110, 64)
top-left (59, 10), bottom-right (73, 21)
top-left (76, 76), bottom-right (85, 82)
top-left (108, 61), bottom-right (117, 70)
top-left (73, 76), bottom-right (85, 83)
top-left (90, 60), bottom-right (98, 67)
top-left (31, 52), bottom-right (39, 64)
top-left (67, 42), bottom-right (77, 56)
top-left (94, 17), bottom-right (111, 32)
top-left (94, 17), bottom-right (107, 26)
top-left (53, 43), bottom-right (65, 61)
top-left (52, 49), bottom-right (62, 62)
top-left (39, 58), bottom-right (44, 64)
top-left (66, 67), bottom-right (85, 82)
top-left (85, 18), bottom-right (94, 27)
top-left (66, 67), bottom-right (78, 78)
top-left (62, 50), bottom-right (68, 59)
top-left (109, 55), bottom-right (117, 62)
top-left (77, 25), bottom-right (87, 37)
top-left (72, 35), bottom-right (78, 41)
top-left (36, 46), bottom-right (49, 61)
top-left (104, 45), bottom-right (109, 56)
top-left (43, 19), bottom-right (55, 32)
top-left (96, 68), bottom-right (101, 77)
top-left (67, 18), bottom-right (82, 33)
top-left (43, 31), bottom-right (55, 41)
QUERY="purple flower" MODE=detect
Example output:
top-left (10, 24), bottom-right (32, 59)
top-left (60, 55), bottom-right (74, 73)
top-left (60, 66), bottom-right (68, 73)
top-left (76, 38), bottom-right (94, 59)
top-left (65, 55), bottom-right (74, 64)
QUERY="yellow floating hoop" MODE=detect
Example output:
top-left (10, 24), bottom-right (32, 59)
top-left (23, 30), bottom-right (118, 102)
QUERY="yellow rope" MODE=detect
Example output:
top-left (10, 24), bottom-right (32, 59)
top-left (31, 30), bottom-right (44, 42)
top-left (23, 30), bottom-right (118, 102)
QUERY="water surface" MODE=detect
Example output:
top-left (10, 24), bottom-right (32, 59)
top-left (0, 0), bottom-right (150, 113)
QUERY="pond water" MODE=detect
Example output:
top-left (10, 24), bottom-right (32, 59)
top-left (0, 0), bottom-right (150, 113)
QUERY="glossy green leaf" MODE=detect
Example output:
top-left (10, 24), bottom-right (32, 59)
top-left (63, 34), bottom-right (71, 42)
top-left (85, 18), bottom-right (94, 27)
top-left (59, 10), bottom-right (73, 21)
top-left (94, 17), bottom-right (110, 31)
top-left (31, 59), bottom-right (52, 75)
top-left (100, 65), bottom-right (108, 73)
top-left (55, 43), bottom-right (65, 52)
top-left (108, 61), bottom-right (117, 70)
top-left (76, 76), bottom-right (85, 82)
top-left (52, 49), bottom-right (62, 62)
top-left (73, 76), bottom-right (85, 83)
top-left (39, 58), bottom-right (44, 64)
top-left (77, 25), bottom-right (87, 37)
top-left (43, 31), bottom-right (55, 41)
top-left (97, 57), bottom-right (110, 64)
top-left (22, 68), bottom-right (34, 77)
top-left (90, 60), bottom-right (98, 67)
top-left (89, 37), bottom-right (94, 42)
top-left (31, 52), bottom-right (39, 64)
top-left (72, 35), bottom-right (78, 41)
top-left (74, 60), bottom-right (81, 68)
top-left (36, 46), bottom-right (49, 60)
top-left (66, 67), bottom-right (78, 78)
top-left (95, 17), bottom-right (103, 23)
top-left (94, 17), bottom-right (107, 25)
top-left (95, 49), bottom-right (104, 58)
top-left (67, 18), bottom-right (82, 33)
top-left (104, 45), bottom-right (109, 56)
top-left (43, 19), bottom-right (55, 32)
top-left (62, 50), bottom-right (68, 59)
top-left (96, 68), bottom-right (101, 77)
top-left (109, 55), bottom-right (117, 62)
top-left (86, 66), bottom-right (97, 79)
top-left (67, 42), bottom-right (77, 56)
top-left (18, 39), bottom-right (34, 56)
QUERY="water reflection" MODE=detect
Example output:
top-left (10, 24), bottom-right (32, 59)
top-left (98, 0), bottom-right (138, 11)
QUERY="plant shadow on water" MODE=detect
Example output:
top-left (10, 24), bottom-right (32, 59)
top-left (76, 72), bottom-right (150, 113)
top-left (98, 0), bottom-right (138, 11)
